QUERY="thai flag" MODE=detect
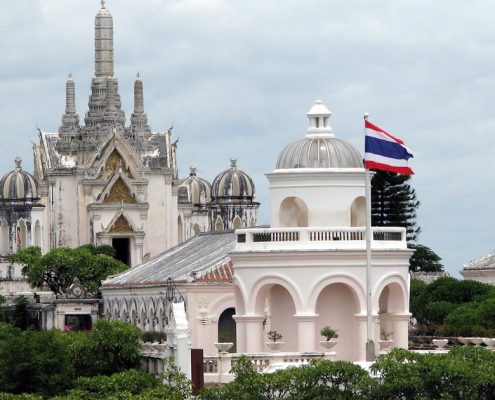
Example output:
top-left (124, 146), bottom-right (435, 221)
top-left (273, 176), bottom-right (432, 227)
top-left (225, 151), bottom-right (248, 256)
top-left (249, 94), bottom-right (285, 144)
top-left (364, 119), bottom-right (414, 175)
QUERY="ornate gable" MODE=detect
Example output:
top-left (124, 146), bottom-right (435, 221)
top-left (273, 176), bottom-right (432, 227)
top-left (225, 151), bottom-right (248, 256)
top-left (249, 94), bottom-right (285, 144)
top-left (103, 211), bottom-right (141, 234)
top-left (86, 130), bottom-right (142, 180)
top-left (96, 170), bottom-right (140, 204)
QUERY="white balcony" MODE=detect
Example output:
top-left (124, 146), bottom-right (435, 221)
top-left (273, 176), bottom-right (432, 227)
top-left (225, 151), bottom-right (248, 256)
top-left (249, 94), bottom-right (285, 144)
top-left (234, 226), bottom-right (407, 252)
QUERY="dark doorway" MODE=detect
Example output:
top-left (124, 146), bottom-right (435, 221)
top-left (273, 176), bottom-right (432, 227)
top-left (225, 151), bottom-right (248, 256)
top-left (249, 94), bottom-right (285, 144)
top-left (65, 314), bottom-right (92, 331)
top-left (112, 237), bottom-right (130, 266)
top-left (218, 307), bottom-right (237, 352)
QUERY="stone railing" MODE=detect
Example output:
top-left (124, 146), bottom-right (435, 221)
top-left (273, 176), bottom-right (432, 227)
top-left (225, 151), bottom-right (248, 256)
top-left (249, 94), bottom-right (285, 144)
top-left (140, 343), bottom-right (172, 377)
top-left (203, 352), bottom-right (335, 384)
top-left (235, 227), bottom-right (406, 251)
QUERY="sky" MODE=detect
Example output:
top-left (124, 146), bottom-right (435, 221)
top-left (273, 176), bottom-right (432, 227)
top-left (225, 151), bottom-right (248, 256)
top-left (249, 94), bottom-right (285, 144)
top-left (1, 0), bottom-right (494, 277)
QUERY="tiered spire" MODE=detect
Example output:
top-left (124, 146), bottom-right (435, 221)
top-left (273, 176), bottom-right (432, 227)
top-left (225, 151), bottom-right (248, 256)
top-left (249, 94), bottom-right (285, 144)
top-left (59, 73), bottom-right (80, 136)
top-left (130, 72), bottom-right (150, 133)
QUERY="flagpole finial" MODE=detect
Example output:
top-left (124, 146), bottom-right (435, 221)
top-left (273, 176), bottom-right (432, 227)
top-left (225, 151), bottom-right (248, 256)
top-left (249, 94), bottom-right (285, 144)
top-left (364, 113), bottom-right (369, 120)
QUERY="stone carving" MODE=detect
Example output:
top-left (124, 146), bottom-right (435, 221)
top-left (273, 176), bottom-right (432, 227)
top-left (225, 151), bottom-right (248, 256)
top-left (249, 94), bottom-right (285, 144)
top-left (110, 215), bottom-right (133, 233)
top-left (104, 178), bottom-right (136, 204)
top-left (106, 150), bottom-right (123, 173)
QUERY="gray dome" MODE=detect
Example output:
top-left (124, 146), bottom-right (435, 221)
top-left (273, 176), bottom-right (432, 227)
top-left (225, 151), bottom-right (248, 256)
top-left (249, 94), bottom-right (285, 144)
top-left (276, 100), bottom-right (363, 169)
top-left (0, 157), bottom-right (39, 201)
top-left (211, 157), bottom-right (255, 201)
top-left (277, 136), bottom-right (363, 169)
top-left (179, 166), bottom-right (211, 207)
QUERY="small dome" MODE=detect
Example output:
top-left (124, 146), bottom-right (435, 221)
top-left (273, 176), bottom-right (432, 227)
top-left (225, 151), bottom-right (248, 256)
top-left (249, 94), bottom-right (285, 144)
top-left (0, 157), bottom-right (39, 200)
top-left (179, 165), bottom-right (211, 206)
top-left (211, 157), bottom-right (255, 201)
top-left (276, 100), bottom-right (363, 169)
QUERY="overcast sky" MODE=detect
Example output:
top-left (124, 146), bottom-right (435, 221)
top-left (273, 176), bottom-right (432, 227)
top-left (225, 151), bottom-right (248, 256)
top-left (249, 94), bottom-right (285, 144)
top-left (1, 0), bottom-right (494, 277)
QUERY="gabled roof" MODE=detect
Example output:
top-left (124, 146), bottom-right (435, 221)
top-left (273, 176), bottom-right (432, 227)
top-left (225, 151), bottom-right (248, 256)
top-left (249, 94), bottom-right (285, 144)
top-left (462, 251), bottom-right (495, 271)
top-left (102, 231), bottom-right (236, 288)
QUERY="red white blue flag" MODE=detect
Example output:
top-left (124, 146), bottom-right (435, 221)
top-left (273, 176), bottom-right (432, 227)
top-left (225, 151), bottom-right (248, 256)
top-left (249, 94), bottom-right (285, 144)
top-left (364, 119), bottom-right (414, 175)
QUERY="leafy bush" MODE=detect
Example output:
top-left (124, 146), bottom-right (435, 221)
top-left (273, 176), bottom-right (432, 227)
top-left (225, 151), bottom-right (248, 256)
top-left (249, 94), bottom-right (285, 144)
top-left (320, 326), bottom-right (339, 340)
top-left (267, 330), bottom-right (282, 342)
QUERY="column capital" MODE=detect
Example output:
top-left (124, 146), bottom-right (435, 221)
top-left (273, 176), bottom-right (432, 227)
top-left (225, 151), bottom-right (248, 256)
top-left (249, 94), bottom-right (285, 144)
top-left (294, 313), bottom-right (319, 322)
top-left (233, 314), bottom-right (265, 323)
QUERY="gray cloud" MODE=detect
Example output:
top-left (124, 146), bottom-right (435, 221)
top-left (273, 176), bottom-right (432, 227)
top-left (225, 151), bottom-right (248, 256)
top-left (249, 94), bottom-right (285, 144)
top-left (1, 0), bottom-right (494, 276)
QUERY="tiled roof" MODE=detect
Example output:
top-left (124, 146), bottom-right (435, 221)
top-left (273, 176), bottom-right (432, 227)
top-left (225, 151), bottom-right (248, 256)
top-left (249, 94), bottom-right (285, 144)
top-left (462, 251), bottom-right (495, 271)
top-left (102, 230), bottom-right (236, 288)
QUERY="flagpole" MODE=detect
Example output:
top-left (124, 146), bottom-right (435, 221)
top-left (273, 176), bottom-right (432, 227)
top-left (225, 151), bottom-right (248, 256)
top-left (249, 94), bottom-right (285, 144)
top-left (364, 113), bottom-right (375, 361)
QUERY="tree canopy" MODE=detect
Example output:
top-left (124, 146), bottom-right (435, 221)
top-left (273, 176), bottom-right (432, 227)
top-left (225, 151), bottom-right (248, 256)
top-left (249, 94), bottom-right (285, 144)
top-left (11, 245), bottom-right (127, 295)
top-left (410, 277), bottom-right (495, 336)
top-left (408, 243), bottom-right (444, 272)
top-left (370, 170), bottom-right (420, 242)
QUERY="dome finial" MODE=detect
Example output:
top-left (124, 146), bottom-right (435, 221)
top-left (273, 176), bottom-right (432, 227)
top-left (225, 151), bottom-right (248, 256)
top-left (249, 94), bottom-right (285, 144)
top-left (101, 0), bottom-right (106, 9)
top-left (306, 100), bottom-right (334, 137)
top-left (14, 156), bottom-right (22, 170)
top-left (189, 165), bottom-right (197, 175)
top-left (230, 156), bottom-right (237, 169)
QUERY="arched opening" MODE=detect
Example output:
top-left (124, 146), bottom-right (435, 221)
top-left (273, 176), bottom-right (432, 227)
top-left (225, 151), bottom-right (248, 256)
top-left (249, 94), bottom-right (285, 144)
top-left (34, 220), bottom-right (42, 248)
top-left (218, 307), bottom-right (237, 352)
top-left (215, 217), bottom-right (223, 232)
top-left (0, 219), bottom-right (9, 255)
top-left (351, 196), bottom-right (366, 227)
top-left (255, 283), bottom-right (298, 352)
top-left (193, 223), bottom-right (201, 236)
top-left (279, 197), bottom-right (309, 227)
top-left (17, 219), bottom-right (27, 250)
top-left (178, 215), bottom-right (184, 243)
top-left (315, 283), bottom-right (360, 361)
top-left (250, 217), bottom-right (256, 227)
top-left (233, 216), bottom-right (242, 230)
top-left (377, 282), bottom-right (407, 346)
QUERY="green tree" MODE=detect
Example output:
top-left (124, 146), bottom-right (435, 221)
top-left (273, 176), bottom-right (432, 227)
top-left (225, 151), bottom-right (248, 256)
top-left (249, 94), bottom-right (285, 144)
top-left (12, 245), bottom-right (127, 295)
top-left (370, 170), bottom-right (420, 242)
top-left (408, 243), bottom-right (443, 272)
top-left (69, 320), bottom-right (142, 376)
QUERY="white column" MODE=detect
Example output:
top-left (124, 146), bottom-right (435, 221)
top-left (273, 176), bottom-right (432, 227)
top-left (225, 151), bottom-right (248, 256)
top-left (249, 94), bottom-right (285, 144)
top-left (294, 314), bottom-right (318, 352)
top-left (233, 314), bottom-right (247, 353)
top-left (236, 315), bottom-right (265, 353)
top-left (354, 314), bottom-right (368, 361)
top-left (391, 313), bottom-right (411, 349)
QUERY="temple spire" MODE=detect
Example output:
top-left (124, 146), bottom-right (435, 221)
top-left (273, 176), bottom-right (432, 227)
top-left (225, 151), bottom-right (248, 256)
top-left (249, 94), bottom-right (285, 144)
top-left (134, 72), bottom-right (144, 113)
top-left (65, 73), bottom-right (76, 114)
top-left (95, 1), bottom-right (114, 77)
top-left (59, 73), bottom-right (80, 136)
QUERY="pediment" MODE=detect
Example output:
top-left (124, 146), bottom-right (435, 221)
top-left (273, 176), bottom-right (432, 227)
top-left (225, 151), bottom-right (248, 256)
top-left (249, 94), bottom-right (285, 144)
top-left (103, 211), bottom-right (141, 234)
top-left (96, 172), bottom-right (140, 204)
top-left (86, 130), bottom-right (142, 179)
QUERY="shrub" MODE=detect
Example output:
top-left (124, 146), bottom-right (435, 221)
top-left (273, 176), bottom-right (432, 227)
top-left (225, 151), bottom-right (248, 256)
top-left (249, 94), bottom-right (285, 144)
top-left (320, 326), bottom-right (339, 340)
top-left (267, 330), bottom-right (282, 342)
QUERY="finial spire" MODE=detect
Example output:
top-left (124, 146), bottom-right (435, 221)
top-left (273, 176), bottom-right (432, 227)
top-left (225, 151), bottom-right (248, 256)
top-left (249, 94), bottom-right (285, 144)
top-left (230, 156), bottom-right (237, 169)
top-left (101, 0), bottom-right (106, 9)
top-left (189, 165), bottom-right (197, 175)
top-left (134, 73), bottom-right (144, 113)
top-left (14, 157), bottom-right (22, 170)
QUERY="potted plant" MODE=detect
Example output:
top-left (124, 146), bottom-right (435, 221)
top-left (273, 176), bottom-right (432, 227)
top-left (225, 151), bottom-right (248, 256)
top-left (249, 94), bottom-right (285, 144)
top-left (266, 330), bottom-right (285, 351)
top-left (379, 328), bottom-right (394, 351)
top-left (320, 326), bottom-right (339, 350)
top-left (214, 331), bottom-right (234, 353)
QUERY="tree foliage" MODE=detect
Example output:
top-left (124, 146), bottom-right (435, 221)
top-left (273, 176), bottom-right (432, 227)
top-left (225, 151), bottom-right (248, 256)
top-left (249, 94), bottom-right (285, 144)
top-left (371, 170), bottom-right (420, 242)
top-left (408, 243), bottom-right (443, 272)
top-left (12, 245), bottom-right (127, 295)
top-left (410, 277), bottom-right (495, 336)
top-left (0, 320), bottom-right (142, 397)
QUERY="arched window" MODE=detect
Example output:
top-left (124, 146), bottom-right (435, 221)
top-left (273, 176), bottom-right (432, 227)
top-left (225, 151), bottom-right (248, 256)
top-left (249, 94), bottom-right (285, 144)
top-left (279, 197), bottom-right (309, 227)
top-left (215, 217), bottom-right (223, 232)
top-left (350, 197), bottom-right (366, 227)
top-left (233, 216), bottom-right (242, 230)
top-left (193, 223), bottom-right (201, 236)
top-left (0, 219), bottom-right (9, 255)
top-left (218, 307), bottom-right (236, 352)
top-left (17, 219), bottom-right (27, 250)
top-left (178, 215), bottom-right (183, 244)
top-left (34, 220), bottom-right (42, 248)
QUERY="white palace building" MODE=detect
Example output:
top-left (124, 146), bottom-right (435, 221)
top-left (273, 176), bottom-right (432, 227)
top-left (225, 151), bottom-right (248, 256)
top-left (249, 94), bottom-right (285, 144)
top-left (1, 1), bottom-right (413, 363)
